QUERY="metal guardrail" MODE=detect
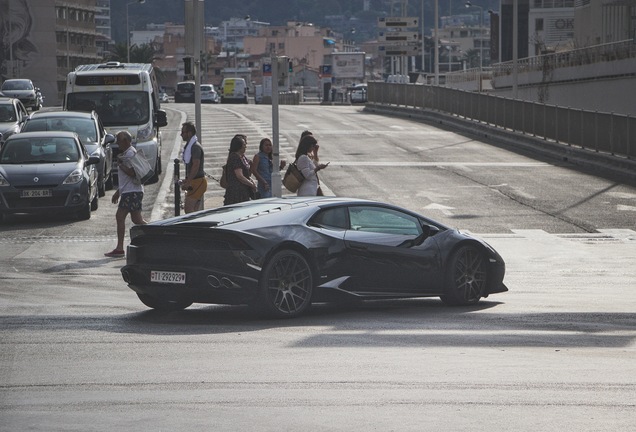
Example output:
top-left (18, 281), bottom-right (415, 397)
top-left (367, 82), bottom-right (634, 160)
top-left (492, 39), bottom-right (636, 79)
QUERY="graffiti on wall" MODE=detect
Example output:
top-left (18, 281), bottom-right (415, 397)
top-left (1, 0), bottom-right (38, 79)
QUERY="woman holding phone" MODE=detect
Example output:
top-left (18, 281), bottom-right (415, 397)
top-left (294, 134), bottom-right (329, 196)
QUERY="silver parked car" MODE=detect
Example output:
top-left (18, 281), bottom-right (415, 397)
top-left (1, 79), bottom-right (41, 111)
top-left (0, 97), bottom-right (28, 144)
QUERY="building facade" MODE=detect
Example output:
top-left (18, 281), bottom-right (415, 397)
top-left (0, 0), bottom-right (100, 106)
top-left (574, 0), bottom-right (636, 46)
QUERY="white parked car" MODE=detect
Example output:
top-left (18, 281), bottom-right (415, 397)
top-left (200, 84), bottom-right (219, 104)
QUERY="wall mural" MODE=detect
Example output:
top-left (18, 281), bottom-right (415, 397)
top-left (0, 0), bottom-right (38, 79)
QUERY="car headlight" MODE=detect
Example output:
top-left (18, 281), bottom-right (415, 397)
top-left (63, 169), bottom-right (83, 185)
top-left (137, 123), bottom-right (152, 141)
top-left (0, 172), bottom-right (9, 186)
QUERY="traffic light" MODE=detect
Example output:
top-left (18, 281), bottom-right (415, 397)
top-left (276, 56), bottom-right (290, 86)
top-left (183, 57), bottom-right (192, 76)
top-left (289, 60), bottom-right (293, 73)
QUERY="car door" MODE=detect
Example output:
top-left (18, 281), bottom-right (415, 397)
top-left (342, 205), bottom-right (440, 295)
top-left (16, 101), bottom-right (28, 127)
top-left (97, 117), bottom-right (112, 175)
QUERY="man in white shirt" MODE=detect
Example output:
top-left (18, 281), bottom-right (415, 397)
top-left (104, 130), bottom-right (147, 257)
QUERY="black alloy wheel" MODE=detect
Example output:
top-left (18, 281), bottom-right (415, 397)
top-left (440, 245), bottom-right (487, 306)
top-left (259, 250), bottom-right (313, 318)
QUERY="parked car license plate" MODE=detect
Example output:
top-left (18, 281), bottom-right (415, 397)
top-left (21, 189), bottom-right (52, 198)
top-left (150, 271), bottom-right (186, 284)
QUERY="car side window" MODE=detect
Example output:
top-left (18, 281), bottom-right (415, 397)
top-left (311, 207), bottom-right (348, 230)
top-left (348, 206), bottom-right (422, 236)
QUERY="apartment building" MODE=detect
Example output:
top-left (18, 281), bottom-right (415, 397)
top-left (0, 0), bottom-right (100, 106)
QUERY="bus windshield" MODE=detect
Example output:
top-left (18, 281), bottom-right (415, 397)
top-left (66, 91), bottom-right (149, 127)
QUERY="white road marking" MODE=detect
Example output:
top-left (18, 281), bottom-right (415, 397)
top-left (423, 203), bottom-right (455, 216)
top-left (326, 161), bottom-right (550, 167)
top-left (617, 205), bottom-right (636, 211)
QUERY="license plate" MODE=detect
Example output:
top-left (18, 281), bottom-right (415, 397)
top-left (150, 271), bottom-right (186, 284)
top-left (21, 189), bottom-right (52, 198)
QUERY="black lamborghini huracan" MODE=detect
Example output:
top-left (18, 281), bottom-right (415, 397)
top-left (121, 197), bottom-right (507, 318)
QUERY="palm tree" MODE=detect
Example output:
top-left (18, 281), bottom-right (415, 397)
top-left (108, 43), bottom-right (128, 63)
top-left (463, 49), bottom-right (481, 69)
top-left (107, 43), bottom-right (165, 82)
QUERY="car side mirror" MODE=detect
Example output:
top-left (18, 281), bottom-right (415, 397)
top-left (155, 109), bottom-right (167, 128)
top-left (104, 133), bottom-right (115, 145)
top-left (87, 155), bottom-right (100, 166)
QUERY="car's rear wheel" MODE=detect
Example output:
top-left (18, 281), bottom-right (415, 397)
top-left (259, 249), bottom-right (313, 318)
top-left (440, 245), bottom-right (487, 306)
top-left (137, 293), bottom-right (192, 311)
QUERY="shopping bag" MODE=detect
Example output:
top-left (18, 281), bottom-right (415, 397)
top-left (282, 162), bottom-right (304, 193)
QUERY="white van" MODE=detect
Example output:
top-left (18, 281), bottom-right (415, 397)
top-left (220, 77), bottom-right (248, 104)
top-left (64, 62), bottom-right (167, 183)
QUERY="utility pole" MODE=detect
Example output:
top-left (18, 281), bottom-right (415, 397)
top-left (185, 0), bottom-right (204, 141)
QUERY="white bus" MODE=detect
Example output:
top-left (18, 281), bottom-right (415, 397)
top-left (64, 62), bottom-right (167, 183)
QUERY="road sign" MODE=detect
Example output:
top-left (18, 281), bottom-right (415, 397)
top-left (263, 63), bottom-right (272, 76)
top-left (378, 17), bottom-right (419, 28)
top-left (379, 31), bottom-right (420, 42)
top-left (320, 65), bottom-right (332, 77)
top-left (379, 44), bottom-right (420, 56)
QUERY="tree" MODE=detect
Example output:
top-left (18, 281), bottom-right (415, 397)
top-left (463, 49), bottom-right (480, 69)
top-left (108, 43), bottom-right (129, 63)
top-left (107, 42), bottom-right (165, 82)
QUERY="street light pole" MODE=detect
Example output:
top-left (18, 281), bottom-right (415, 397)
top-left (126, 0), bottom-right (145, 63)
top-left (464, 2), bottom-right (483, 71)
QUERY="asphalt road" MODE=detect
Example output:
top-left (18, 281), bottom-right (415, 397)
top-left (1, 104), bottom-right (634, 431)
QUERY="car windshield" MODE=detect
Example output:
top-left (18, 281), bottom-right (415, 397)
top-left (0, 104), bottom-right (16, 122)
top-left (66, 91), bottom-right (149, 127)
top-left (2, 80), bottom-right (33, 91)
top-left (22, 117), bottom-right (97, 143)
top-left (0, 137), bottom-right (79, 164)
top-left (178, 83), bottom-right (195, 92)
top-left (201, 86), bottom-right (212, 91)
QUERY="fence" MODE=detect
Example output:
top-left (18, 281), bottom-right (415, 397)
top-left (367, 82), bottom-right (634, 160)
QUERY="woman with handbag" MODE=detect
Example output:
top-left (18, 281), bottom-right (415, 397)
top-left (295, 134), bottom-right (329, 196)
top-left (223, 135), bottom-right (257, 205)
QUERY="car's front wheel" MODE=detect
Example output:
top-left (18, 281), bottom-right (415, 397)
top-left (77, 200), bottom-right (91, 220)
top-left (148, 152), bottom-right (160, 183)
top-left (105, 169), bottom-right (113, 190)
top-left (258, 250), bottom-right (313, 318)
top-left (441, 245), bottom-right (487, 306)
top-left (137, 293), bottom-right (192, 311)
top-left (90, 193), bottom-right (99, 211)
top-left (98, 174), bottom-right (106, 197)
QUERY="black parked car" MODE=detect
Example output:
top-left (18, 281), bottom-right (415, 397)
top-left (174, 81), bottom-right (195, 103)
top-left (0, 131), bottom-right (100, 221)
top-left (21, 110), bottom-right (115, 197)
top-left (121, 197), bottom-right (508, 317)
